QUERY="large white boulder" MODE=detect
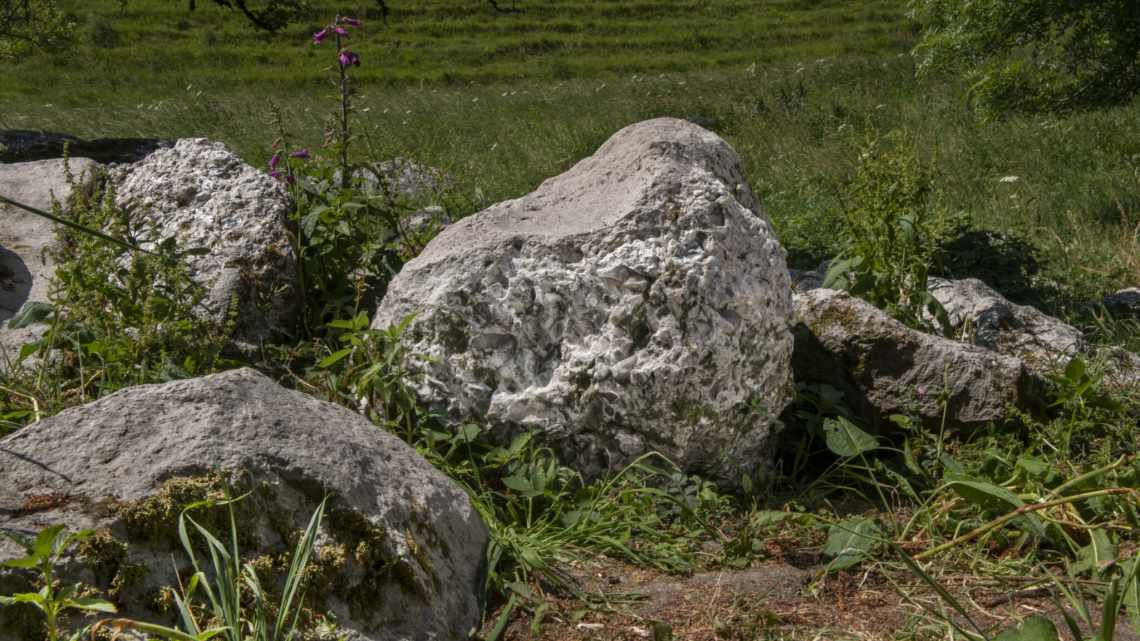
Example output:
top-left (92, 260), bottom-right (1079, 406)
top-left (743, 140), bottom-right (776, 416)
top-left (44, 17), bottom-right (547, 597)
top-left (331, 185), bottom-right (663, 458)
top-left (110, 139), bottom-right (296, 347)
top-left (374, 118), bottom-right (795, 482)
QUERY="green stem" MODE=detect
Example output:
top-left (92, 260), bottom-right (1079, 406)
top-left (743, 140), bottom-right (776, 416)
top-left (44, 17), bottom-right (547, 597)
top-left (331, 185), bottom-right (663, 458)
top-left (914, 488), bottom-right (1134, 561)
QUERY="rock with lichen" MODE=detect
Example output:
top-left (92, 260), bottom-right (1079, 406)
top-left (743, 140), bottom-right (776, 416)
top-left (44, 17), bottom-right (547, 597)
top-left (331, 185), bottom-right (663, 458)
top-left (373, 118), bottom-right (795, 484)
top-left (927, 277), bottom-right (1086, 374)
top-left (793, 288), bottom-right (1046, 429)
top-left (0, 368), bottom-right (487, 641)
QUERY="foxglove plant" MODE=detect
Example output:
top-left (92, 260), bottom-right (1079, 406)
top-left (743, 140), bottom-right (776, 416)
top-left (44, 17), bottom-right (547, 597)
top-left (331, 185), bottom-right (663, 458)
top-left (312, 15), bottom-right (362, 189)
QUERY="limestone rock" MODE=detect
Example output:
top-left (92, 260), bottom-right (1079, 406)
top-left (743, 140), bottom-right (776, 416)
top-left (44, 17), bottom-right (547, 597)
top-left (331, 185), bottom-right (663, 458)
top-left (110, 139), bottom-right (296, 346)
top-left (928, 277), bottom-right (1085, 374)
top-left (374, 118), bottom-right (795, 482)
top-left (0, 157), bottom-right (101, 368)
top-left (793, 288), bottom-right (1044, 428)
top-left (0, 368), bottom-right (487, 641)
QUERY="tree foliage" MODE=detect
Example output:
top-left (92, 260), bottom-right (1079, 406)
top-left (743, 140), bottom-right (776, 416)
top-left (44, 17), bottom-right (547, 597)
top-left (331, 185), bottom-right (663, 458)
top-left (0, 0), bottom-right (75, 59)
top-left (910, 0), bottom-right (1140, 117)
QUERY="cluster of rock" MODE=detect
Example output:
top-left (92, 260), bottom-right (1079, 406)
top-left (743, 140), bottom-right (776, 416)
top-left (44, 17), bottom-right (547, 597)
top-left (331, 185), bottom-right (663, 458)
top-left (2, 119), bottom-right (1138, 639)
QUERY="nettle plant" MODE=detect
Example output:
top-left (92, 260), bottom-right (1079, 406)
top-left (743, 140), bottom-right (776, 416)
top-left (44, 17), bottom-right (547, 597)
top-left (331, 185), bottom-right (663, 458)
top-left (268, 15), bottom-right (428, 334)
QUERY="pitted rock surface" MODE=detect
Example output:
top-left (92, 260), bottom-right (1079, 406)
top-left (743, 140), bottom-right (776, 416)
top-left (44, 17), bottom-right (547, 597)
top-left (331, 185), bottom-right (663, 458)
top-left (374, 118), bottom-right (794, 482)
top-left (1, 157), bottom-right (100, 368)
top-left (0, 368), bottom-right (487, 641)
top-left (793, 288), bottom-right (1044, 428)
top-left (928, 277), bottom-right (1085, 373)
top-left (110, 139), bottom-right (295, 346)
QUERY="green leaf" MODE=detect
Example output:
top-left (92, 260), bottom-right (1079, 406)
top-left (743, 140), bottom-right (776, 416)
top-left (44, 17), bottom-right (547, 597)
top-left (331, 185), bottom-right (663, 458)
top-left (821, 256), bottom-right (862, 290)
top-left (1072, 529), bottom-right (1117, 576)
top-left (823, 517), bottom-right (880, 572)
top-left (0, 556), bottom-right (39, 569)
top-left (1064, 357), bottom-right (1087, 382)
top-left (993, 615), bottom-right (1059, 641)
top-left (32, 525), bottom-right (66, 561)
top-left (7, 301), bottom-right (53, 329)
top-left (946, 480), bottom-right (1046, 537)
top-left (823, 416), bottom-right (878, 457)
top-left (0, 591), bottom-right (46, 609)
top-left (63, 597), bottom-right (118, 613)
top-left (502, 475), bottom-right (538, 496)
top-left (317, 347), bottom-right (352, 369)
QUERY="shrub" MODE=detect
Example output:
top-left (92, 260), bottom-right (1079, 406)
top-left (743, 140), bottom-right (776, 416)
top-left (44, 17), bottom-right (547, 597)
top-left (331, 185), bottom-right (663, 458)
top-left (910, 0), bottom-right (1140, 117)
top-left (824, 129), bottom-right (960, 332)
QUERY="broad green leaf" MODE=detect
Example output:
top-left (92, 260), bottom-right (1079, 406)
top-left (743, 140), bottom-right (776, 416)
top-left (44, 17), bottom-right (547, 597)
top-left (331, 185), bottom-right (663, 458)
top-left (823, 517), bottom-right (880, 572)
top-left (32, 524), bottom-right (65, 561)
top-left (993, 615), bottom-right (1059, 641)
top-left (0, 556), bottom-right (39, 569)
top-left (750, 510), bottom-right (812, 528)
top-left (823, 416), bottom-right (878, 457)
top-left (317, 347), bottom-right (352, 369)
top-left (502, 475), bottom-right (538, 496)
top-left (947, 479), bottom-right (1046, 537)
top-left (63, 597), bottom-right (118, 613)
top-left (0, 591), bottom-right (46, 609)
top-left (7, 301), bottom-right (53, 329)
top-left (821, 256), bottom-right (862, 290)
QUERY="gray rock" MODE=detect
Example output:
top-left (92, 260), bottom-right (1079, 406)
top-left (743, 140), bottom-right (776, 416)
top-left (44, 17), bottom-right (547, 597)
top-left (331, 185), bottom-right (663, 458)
top-left (928, 277), bottom-right (1085, 374)
top-left (1104, 288), bottom-right (1140, 318)
top-left (0, 368), bottom-right (487, 641)
top-left (0, 157), bottom-right (101, 369)
top-left (110, 139), bottom-right (296, 347)
top-left (374, 118), bottom-right (794, 483)
top-left (789, 260), bottom-right (829, 294)
top-left (793, 288), bottom-right (1044, 428)
top-left (358, 157), bottom-right (452, 203)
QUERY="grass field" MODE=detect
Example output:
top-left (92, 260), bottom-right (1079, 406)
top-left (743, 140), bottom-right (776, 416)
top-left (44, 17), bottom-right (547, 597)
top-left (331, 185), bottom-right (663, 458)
top-left (3, 2), bottom-right (1137, 309)
top-left (3, 3), bottom-right (1140, 639)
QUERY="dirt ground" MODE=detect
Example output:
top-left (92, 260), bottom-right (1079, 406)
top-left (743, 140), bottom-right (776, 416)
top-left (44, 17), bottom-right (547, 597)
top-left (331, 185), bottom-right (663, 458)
top-left (481, 555), bottom-right (1140, 641)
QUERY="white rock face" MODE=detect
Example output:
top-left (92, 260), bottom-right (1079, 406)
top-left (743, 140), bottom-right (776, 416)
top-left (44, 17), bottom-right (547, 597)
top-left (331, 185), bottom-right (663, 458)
top-left (110, 139), bottom-right (295, 346)
top-left (374, 118), bottom-right (795, 482)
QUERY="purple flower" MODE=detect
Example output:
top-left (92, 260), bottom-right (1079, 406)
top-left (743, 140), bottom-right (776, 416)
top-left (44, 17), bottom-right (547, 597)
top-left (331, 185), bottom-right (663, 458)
top-left (290, 148), bottom-right (311, 159)
top-left (312, 28), bottom-right (329, 44)
top-left (916, 385), bottom-right (928, 400)
top-left (340, 17), bottom-right (361, 26)
top-left (335, 26), bottom-right (348, 37)
top-left (269, 170), bottom-right (282, 180)
top-left (338, 50), bottom-right (361, 67)
top-left (286, 174), bottom-right (296, 185)
top-left (268, 153), bottom-right (281, 170)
